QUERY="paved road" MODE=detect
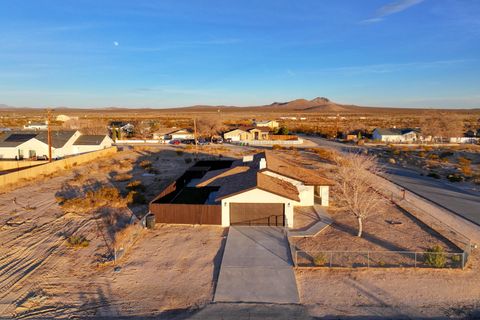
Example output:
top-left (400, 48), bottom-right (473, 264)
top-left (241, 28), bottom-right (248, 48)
top-left (214, 226), bottom-right (299, 304)
top-left (303, 135), bottom-right (480, 226)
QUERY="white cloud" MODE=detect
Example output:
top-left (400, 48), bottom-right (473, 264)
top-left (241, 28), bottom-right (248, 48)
top-left (362, 0), bottom-right (425, 24)
top-left (113, 41), bottom-right (119, 46)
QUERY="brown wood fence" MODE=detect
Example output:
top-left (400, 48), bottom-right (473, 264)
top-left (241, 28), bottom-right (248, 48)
top-left (270, 135), bottom-right (299, 141)
top-left (150, 203), bottom-right (221, 225)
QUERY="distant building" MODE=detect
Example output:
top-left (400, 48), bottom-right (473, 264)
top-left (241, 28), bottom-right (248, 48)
top-left (0, 131), bottom-right (112, 160)
top-left (56, 114), bottom-right (78, 122)
top-left (224, 127), bottom-right (271, 142)
top-left (108, 121), bottom-right (135, 138)
top-left (168, 128), bottom-right (194, 140)
top-left (253, 120), bottom-right (279, 129)
top-left (23, 121), bottom-right (48, 130)
top-left (372, 128), bottom-right (419, 143)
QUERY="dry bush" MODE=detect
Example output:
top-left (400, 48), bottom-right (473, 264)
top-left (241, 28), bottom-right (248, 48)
top-left (66, 235), bottom-right (90, 248)
top-left (114, 173), bottom-right (133, 182)
top-left (458, 157), bottom-right (472, 176)
top-left (139, 160), bottom-right (152, 169)
top-left (126, 180), bottom-right (145, 191)
top-left (272, 144), bottom-right (283, 150)
top-left (61, 187), bottom-right (132, 213)
top-left (309, 147), bottom-right (337, 161)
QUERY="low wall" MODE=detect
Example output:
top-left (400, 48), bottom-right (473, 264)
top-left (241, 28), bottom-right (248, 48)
top-left (0, 160), bottom-right (48, 171)
top-left (0, 147), bottom-right (118, 188)
top-left (115, 139), bottom-right (164, 144)
top-left (235, 139), bottom-right (304, 146)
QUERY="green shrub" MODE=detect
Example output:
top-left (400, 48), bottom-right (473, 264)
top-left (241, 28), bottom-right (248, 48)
top-left (424, 245), bottom-right (446, 268)
top-left (447, 174), bottom-right (463, 182)
top-left (66, 235), bottom-right (89, 248)
top-left (313, 254), bottom-right (328, 266)
top-left (427, 172), bottom-right (440, 179)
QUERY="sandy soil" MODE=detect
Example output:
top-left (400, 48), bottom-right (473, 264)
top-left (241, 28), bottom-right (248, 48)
top-left (297, 252), bottom-right (480, 319)
top-left (0, 146), bottom-right (227, 319)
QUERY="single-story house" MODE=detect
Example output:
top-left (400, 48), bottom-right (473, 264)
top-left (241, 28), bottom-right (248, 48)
top-left (253, 120), bottom-right (279, 129)
top-left (72, 135), bottom-right (114, 153)
top-left (150, 151), bottom-right (334, 228)
top-left (0, 130), bottom-right (112, 159)
top-left (223, 126), bottom-right (271, 142)
top-left (449, 137), bottom-right (480, 144)
top-left (169, 128), bottom-right (194, 140)
top-left (24, 121), bottom-right (48, 130)
top-left (372, 128), bottom-right (419, 143)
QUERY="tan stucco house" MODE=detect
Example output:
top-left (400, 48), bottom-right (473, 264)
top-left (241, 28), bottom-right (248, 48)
top-left (223, 127), bottom-right (271, 142)
top-left (253, 120), bottom-right (279, 129)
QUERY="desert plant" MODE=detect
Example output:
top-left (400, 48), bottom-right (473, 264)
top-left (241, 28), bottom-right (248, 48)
top-left (129, 191), bottom-right (147, 204)
top-left (427, 172), bottom-right (440, 179)
top-left (139, 160), bottom-right (152, 169)
top-left (184, 158), bottom-right (193, 164)
top-left (424, 245), bottom-right (447, 268)
top-left (313, 254), bottom-right (328, 266)
top-left (447, 174), bottom-right (463, 182)
top-left (272, 144), bottom-right (283, 150)
top-left (176, 150), bottom-right (184, 156)
top-left (66, 235), bottom-right (90, 248)
top-left (126, 180), bottom-right (145, 192)
top-left (114, 173), bottom-right (132, 182)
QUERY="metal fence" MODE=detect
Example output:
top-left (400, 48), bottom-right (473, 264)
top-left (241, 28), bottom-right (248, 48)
top-left (294, 249), bottom-right (467, 269)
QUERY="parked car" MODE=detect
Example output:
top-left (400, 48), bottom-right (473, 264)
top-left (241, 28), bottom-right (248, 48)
top-left (170, 139), bottom-right (181, 145)
top-left (212, 138), bottom-right (223, 144)
top-left (197, 138), bottom-right (210, 145)
top-left (182, 139), bottom-right (195, 145)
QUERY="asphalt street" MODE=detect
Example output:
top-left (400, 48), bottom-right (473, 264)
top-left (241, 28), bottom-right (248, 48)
top-left (303, 135), bottom-right (480, 226)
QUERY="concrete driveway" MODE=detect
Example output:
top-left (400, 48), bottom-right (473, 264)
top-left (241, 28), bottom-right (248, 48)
top-left (214, 226), bottom-right (299, 304)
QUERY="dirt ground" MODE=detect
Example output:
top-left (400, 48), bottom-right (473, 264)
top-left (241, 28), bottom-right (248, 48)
top-left (297, 252), bottom-right (480, 319)
top-left (0, 146), bottom-right (230, 319)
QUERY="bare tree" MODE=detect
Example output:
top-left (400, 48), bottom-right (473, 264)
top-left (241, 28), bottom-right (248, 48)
top-left (333, 153), bottom-right (386, 237)
top-left (421, 112), bottom-right (464, 142)
top-left (63, 119), bottom-right (108, 135)
top-left (196, 116), bottom-right (225, 141)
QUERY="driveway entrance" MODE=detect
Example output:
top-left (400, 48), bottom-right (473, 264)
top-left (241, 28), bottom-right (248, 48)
top-left (214, 226), bottom-right (299, 304)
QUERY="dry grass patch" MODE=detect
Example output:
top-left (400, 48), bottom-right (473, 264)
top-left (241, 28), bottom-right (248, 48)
top-left (114, 173), bottom-right (133, 182)
top-left (61, 187), bottom-right (132, 213)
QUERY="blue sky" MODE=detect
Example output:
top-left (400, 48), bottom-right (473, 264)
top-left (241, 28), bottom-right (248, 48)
top-left (0, 0), bottom-right (479, 108)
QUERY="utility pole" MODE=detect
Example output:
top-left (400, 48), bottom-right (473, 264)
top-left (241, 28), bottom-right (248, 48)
top-left (193, 117), bottom-right (198, 160)
top-left (47, 109), bottom-right (53, 162)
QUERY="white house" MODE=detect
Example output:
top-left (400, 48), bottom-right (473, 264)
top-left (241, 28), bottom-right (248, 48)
top-left (24, 121), bottom-right (48, 130)
top-left (72, 135), bottom-right (114, 154)
top-left (372, 128), bottom-right (419, 143)
top-left (169, 128), bottom-right (194, 140)
top-left (449, 137), bottom-right (480, 144)
top-left (253, 120), bottom-right (279, 129)
top-left (0, 131), bottom-right (112, 159)
top-left (195, 151), bottom-right (333, 228)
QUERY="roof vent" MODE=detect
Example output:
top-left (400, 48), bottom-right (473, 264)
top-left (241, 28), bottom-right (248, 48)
top-left (259, 158), bottom-right (266, 170)
top-left (243, 155), bottom-right (253, 163)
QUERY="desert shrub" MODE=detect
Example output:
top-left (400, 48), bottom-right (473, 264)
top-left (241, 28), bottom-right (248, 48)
top-left (176, 150), bottom-right (184, 156)
top-left (146, 166), bottom-right (159, 174)
top-left (356, 139), bottom-right (365, 146)
top-left (447, 174), bottom-right (463, 182)
top-left (139, 160), bottom-right (152, 169)
top-left (427, 172), bottom-right (440, 179)
top-left (424, 245), bottom-right (446, 268)
top-left (310, 148), bottom-right (337, 161)
top-left (458, 157), bottom-right (472, 176)
top-left (392, 149), bottom-right (401, 156)
top-left (114, 173), bottom-right (132, 182)
top-left (184, 158), bottom-right (193, 164)
top-left (313, 254), bottom-right (328, 266)
top-left (184, 145), bottom-right (193, 150)
top-left (272, 144), bottom-right (283, 150)
top-left (126, 180), bottom-right (145, 192)
top-left (418, 151), bottom-right (426, 158)
top-left (66, 235), bottom-right (89, 248)
top-left (427, 153), bottom-right (439, 160)
top-left (61, 187), bottom-right (132, 213)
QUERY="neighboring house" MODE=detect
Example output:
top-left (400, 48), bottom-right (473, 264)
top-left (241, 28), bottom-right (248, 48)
top-left (152, 128), bottom-right (178, 141)
top-left (223, 127), bottom-right (271, 142)
top-left (253, 120), bottom-right (279, 129)
top-left (72, 135), bottom-right (114, 154)
top-left (449, 137), bottom-right (480, 144)
top-left (150, 151), bottom-right (334, 228)
top-left (0, 130), bottom-right (112, 159)
top-left (372, 128), bottom-right (419, 143)
top-left (108, 121), bottom-right (135, 137)
top-left (169, 128), bottom-right (195, 140)
top-left (23, 121), bottom-right (48, 130)
top-left (56, 114), bottom-right (79, 122)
